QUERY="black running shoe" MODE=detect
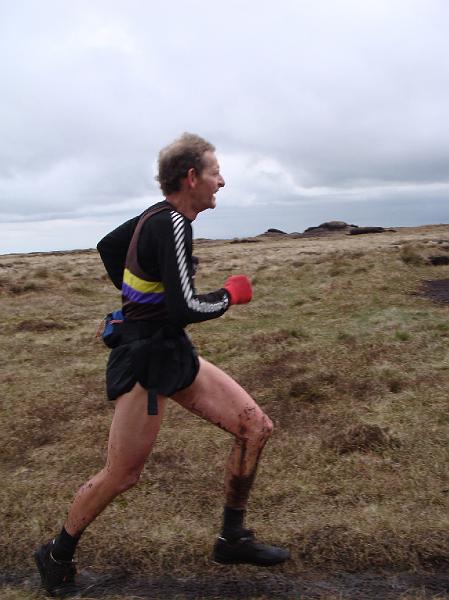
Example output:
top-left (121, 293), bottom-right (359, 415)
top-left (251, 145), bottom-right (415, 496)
top-left (213, 529), bottom-right (290, 566)
top-left (34, 540), bottom-right (77, 596)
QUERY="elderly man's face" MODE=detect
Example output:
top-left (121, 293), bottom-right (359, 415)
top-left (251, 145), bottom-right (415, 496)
top-left (192, 151), bottom-right (225, 211)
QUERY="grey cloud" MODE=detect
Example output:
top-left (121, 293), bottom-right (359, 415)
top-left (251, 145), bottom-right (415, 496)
top-left (0, 0), bottom-right (448, 252)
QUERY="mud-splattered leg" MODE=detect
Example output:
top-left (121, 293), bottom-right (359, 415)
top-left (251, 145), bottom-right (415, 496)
top-left (225, 417), bottom-right (272, 509)
top-left (173, 357), bottom-right (273, 511)
top-left (64, 383), bottom-right (166, 537)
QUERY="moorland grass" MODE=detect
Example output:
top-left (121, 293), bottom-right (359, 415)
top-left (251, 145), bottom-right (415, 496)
top-left (1, 227), bottom-right (449, 599)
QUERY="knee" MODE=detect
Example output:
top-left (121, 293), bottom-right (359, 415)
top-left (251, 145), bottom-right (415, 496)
top-left (119, 470), bottom-right (142, 493)
top-left (104, 465), bottom-right (143, 494)
top-left (239, 412), bottom-right (273, 445)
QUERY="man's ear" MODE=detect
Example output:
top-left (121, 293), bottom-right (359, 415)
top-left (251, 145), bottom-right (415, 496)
top-left (186, 167), bottom-right (198, 188)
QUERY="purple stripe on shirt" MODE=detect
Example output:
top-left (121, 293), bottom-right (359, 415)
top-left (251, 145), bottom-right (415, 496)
top-left (122, 283), bottom-right (165, 304)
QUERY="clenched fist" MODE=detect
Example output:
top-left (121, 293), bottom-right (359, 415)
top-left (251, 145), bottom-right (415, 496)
top-left (223, 275), bottom-right (253, 305)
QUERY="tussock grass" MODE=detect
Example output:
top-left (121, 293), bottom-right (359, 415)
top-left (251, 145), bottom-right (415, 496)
top-left (400, 243), bottom-right (427, 266)
top-left (1, 225), bottom-right (449, 598)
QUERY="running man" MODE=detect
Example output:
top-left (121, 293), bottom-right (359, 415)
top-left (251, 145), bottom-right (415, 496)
top-left (35, 133), bottom-right (289, 595)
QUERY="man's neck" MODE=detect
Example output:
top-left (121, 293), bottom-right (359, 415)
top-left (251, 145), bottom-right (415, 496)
top-left (166, 193), bottom-right (198, 221)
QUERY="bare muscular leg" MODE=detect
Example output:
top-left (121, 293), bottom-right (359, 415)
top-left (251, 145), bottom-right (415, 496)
top-left (65, 383), bottom-right (166, 536)
top-left (64, 357), bottom-right (269, 535)
top-left (173, 357), bottom-right (273, 510)
top-left (173, 358), bottom-right (289, 565)
top-left (51, 357), bottom-right (288, 569)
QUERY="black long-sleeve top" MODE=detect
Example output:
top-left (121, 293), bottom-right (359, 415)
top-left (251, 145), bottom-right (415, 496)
top-left (97, 201), bottom-right (230, 328)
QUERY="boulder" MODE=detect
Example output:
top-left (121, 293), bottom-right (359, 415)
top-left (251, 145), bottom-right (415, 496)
top-left (317, 221), bottom-right (351, 231)
top-left (304, 221), bottom-right (352, 234)
top-left (349, 227), bottom-right (386, 235)
top-left (266, 228), bottom-right (287, 234)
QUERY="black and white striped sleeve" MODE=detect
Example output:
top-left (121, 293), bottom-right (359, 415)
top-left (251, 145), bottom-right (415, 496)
top-left (156, 210), bottom-right (230, 326)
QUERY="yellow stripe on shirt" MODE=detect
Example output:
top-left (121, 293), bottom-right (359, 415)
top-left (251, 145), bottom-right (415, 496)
top-left (123, 268), bottom-right (165, 294)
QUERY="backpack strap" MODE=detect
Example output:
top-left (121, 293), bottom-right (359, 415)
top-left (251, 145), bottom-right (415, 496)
top-left (124, 203), bottom-right (172, 277)
top-left (99, 202), bottom-right (172, 289)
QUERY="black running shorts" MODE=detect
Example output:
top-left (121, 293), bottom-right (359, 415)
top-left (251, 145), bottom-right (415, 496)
top-left (106, 325), bottom-right (199, 401)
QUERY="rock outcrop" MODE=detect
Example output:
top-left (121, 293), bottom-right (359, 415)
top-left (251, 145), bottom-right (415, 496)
top-left (305, 221), bottom-right (352, 233)
top-left (349, 226), bottom-right (387, 235)
top-left (257, 220), bottom-right (392, 239)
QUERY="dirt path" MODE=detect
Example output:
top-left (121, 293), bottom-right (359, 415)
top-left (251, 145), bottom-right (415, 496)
top-left (6, 568), bottom-right (449, 599)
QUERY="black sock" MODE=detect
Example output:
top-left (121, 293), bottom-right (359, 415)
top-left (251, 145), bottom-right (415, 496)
top-left (221, 507), bottom-right (246, 540)
top-left (51, 526), bottom-right (81, 562)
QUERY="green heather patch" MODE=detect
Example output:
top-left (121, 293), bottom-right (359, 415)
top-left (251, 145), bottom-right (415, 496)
top-left (2, 227), bottom-right (449, 598)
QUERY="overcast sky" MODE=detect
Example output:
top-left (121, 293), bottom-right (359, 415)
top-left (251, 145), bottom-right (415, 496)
top-left (1, 0), bottom-right (448, 253)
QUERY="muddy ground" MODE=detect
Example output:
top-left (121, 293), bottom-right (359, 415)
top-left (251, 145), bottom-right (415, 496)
top-left (421, 278), bottom-right (449, 303)
top-left (2, 567), bottom-right (449, 599)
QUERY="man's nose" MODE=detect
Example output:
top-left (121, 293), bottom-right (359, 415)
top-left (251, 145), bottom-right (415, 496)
top-left (219, 175), bottom-right (225, 188)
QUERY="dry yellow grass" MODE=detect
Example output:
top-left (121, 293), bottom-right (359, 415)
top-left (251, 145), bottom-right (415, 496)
top-left (1, 225), bottom-right (449, 598)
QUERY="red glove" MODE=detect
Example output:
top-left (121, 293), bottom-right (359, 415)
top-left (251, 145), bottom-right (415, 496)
top-left (223, 275), bottom-right (253, 305)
